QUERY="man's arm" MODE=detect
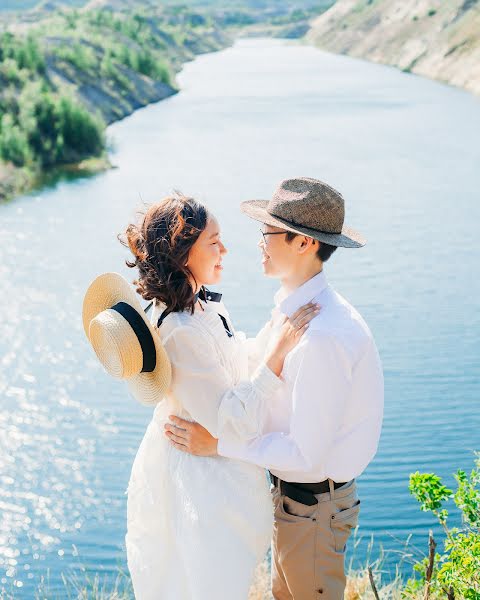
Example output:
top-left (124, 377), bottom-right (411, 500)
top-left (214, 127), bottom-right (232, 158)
top-left (163, 324), bottom-right (280, 440)
top-left (166, 332), bottom-right (350, 473)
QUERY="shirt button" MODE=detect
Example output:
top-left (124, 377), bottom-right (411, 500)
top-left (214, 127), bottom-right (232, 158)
top-left (312, 518), bottom-right (316, 522)
top-left (317, 589), bottom-right (324, 594)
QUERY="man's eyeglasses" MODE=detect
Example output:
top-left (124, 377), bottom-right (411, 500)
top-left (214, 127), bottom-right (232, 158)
top-left (259, 229), bottom-right (288, 244)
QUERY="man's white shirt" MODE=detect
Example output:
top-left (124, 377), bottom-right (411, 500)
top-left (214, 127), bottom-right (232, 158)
top-left (218, 270), bottom-right (384, 484)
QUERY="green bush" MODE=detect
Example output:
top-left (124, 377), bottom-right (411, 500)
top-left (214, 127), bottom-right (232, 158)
top-left (18, 82), bottom-right (65, 167)
top-left (0, 32), bottom-right (45, 73)
top-left (0, 81), bottom-right (105, 169)
top-left (404, 454), bottom-right (480, 599)
top-left (0, 113), bottom-right (31, 166)
top-left (53, 42), bottom-right (98, 72)
top-left (0, 57), bottom-right (24, 84)
top-left (56, 94), bottom-right (105, 162)
top-left (109, 43), bottom-right (171, 84)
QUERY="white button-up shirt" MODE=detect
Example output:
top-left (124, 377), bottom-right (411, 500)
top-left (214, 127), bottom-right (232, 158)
top-left (218, 270), bottom-right (384, 483)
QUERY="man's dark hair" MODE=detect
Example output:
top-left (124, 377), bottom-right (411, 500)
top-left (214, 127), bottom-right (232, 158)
top-left (285, 231), bottom-right (337, 262)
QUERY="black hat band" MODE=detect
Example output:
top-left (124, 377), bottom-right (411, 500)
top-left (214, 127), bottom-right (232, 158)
top-left (110, 302), bottom-right (157, 374)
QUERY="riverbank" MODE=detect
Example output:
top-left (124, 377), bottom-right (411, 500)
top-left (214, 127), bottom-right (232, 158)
top-left (0, 0), bottom-right (337, 204)
top-left (1, 35), bottom-right (479, 596)
top-left (307, 0), bottom-right (480, 97)
top-left (0, 3), bottom-right (230, 203)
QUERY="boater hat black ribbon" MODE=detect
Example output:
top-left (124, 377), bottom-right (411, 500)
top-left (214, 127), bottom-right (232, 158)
top-left (111, 302), bottom-right (156, 373)
top-left (82, 272), bottom-right (172, 407)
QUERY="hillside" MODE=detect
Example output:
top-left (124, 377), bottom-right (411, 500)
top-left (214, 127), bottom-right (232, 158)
top-left (0, 0), bottom-right (337, 203)
top-left (307, 0), bottom-right (480, 97)
top-left (0, 4), bottom-right (230, 201)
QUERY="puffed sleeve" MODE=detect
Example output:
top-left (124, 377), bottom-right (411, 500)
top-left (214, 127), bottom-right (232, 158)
top-left (162, 324), bottom-right (281, 439)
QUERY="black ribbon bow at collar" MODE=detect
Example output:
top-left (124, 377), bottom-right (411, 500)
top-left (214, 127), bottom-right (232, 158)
top-left (194, 287), bottom-right (223, 304)
top-left (195, 287), bottom-right (233, 338)
top-left (150, 287), bottom-right (233, 338)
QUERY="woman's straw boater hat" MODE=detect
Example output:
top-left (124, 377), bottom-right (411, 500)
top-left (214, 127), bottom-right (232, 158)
top-left (82, 272), bottom-right (171, 406)
top-left (241, 176), bottom-right (366, 248)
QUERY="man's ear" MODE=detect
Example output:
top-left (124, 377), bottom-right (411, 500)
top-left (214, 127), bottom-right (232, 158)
top-left (298, 236), bottom-right (316, 254)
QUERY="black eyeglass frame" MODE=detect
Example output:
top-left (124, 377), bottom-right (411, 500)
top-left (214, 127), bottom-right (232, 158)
top-left (259, 228), bottom-right (289, 244)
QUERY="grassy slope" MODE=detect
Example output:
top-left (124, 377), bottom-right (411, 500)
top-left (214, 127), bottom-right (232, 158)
top-left (307, 0), bottom-right (480, 96)
top-left (0, 4), bottom-right (230, 201)
top-left (0, 0), bottom-right (337, 202)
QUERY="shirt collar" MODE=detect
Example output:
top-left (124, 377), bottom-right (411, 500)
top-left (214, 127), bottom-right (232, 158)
top-left (278, 270), bottom-right (328, 318)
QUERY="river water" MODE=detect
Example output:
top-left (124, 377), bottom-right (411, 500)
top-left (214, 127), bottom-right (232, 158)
top-left (1, 38), bottom-right (479, 596)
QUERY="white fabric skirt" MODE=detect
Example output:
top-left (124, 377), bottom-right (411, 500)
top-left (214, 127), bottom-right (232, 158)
top-left (125, 406), bottom-right (273, 600)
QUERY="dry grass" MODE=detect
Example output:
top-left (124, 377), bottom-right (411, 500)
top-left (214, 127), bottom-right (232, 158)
top-left (248, 559), bottom-right (273, 600)
top-left (248, 559), bottom-right (404, 600)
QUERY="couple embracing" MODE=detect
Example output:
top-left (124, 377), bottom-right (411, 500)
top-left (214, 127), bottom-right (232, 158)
top-left (83, 177), bottom-right (384, 600)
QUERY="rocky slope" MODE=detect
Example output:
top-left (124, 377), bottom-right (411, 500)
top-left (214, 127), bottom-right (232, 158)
top-left (307, 0), bottom-right (480, 96)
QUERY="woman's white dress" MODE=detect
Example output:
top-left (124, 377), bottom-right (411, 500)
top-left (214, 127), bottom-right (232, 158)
top-left (125, 297), bottom-right (279, 600)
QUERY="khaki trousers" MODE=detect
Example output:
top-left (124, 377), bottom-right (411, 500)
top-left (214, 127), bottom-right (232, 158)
top-left (271, 479), bottom-right (359, 600)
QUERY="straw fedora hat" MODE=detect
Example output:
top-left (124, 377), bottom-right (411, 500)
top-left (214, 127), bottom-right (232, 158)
top-left (82, 272), bottom-right (171, 406)
top-left (241, 176), bottom-right (366, 248)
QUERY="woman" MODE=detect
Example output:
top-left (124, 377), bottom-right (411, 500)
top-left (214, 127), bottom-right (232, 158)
top-left (120, 192), bottom-right (319, 600)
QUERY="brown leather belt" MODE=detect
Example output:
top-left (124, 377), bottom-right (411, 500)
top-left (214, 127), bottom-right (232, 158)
top-left (269, 472), bottom-right (349, 506)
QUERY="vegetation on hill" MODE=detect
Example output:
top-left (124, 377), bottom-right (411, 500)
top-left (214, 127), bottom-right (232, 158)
top-left (0, 0), bottom-right (335, 202)
top-left (0, 4), bottom-right (230, 201)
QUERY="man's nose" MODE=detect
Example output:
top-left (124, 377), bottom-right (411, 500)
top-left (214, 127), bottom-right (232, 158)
top-left (220, 242), bottom-right (228, 254)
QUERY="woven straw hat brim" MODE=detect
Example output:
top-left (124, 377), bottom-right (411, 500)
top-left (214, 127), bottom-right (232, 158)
top-left (82, 272), bottom-right (171, 406)
top-left (241, 200), bottom-right (366, 248)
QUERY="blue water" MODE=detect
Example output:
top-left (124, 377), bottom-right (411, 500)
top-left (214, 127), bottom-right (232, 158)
top-left (1, 38), bottom-right (479, 596)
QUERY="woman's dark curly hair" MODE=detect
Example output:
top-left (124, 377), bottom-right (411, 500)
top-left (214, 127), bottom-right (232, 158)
top-left (119, 192), bottom-right (208, 317)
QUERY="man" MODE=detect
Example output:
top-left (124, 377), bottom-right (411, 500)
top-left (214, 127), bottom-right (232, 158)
top-left (165, 177), bottom-right (384, 600)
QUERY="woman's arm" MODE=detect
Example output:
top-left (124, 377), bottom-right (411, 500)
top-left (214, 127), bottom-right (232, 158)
top-left (162, 302), bottom-right (319, 442)
top-left (162, 324), bottom-right (279, 440)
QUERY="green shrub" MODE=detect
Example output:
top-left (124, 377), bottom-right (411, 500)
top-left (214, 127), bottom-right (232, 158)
top-left (53, 42), bottom-right (98, 72)
top-left (56, 94), bottom-right (105, 162)
top-left (18, 82), bottom-right (64, 167)
top-left (1, 82), bottom-right (105, 169)
top-left (0, 113), bottom-right (31, 166)
top-left (404, 454), bottom-right (480, 599)
top-left (0, 57), bottom-right (24, 84)
top-left (0, 32), bottom-right (45, 73)
top-left (109, 44), bottom-right (171, 84)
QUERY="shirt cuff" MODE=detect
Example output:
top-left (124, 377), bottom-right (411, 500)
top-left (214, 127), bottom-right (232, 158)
top-left (251, 362), bottom-right (282, 397)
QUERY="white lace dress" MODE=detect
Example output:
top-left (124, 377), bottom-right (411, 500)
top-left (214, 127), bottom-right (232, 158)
top-left (125, 298), bottom-right (278, 600)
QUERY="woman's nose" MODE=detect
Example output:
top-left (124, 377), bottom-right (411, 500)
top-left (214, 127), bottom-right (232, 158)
top-left (220, 241), bottom-right (227, 254)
